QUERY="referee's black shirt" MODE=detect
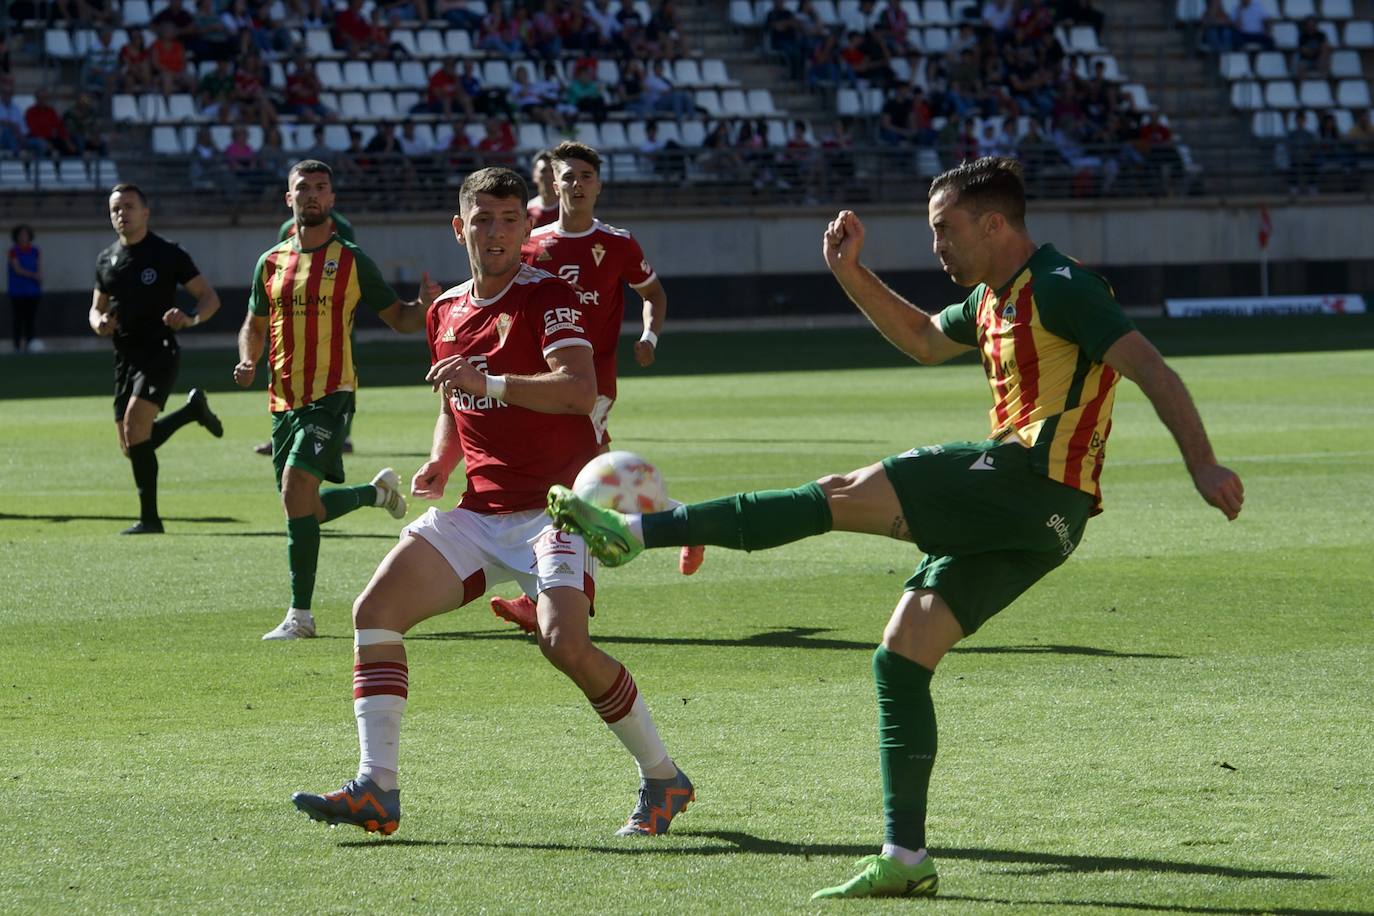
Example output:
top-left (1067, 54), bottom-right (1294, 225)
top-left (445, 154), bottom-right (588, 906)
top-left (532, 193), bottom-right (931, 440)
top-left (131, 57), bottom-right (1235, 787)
top-left (95, 232), bottom-right (200, 354)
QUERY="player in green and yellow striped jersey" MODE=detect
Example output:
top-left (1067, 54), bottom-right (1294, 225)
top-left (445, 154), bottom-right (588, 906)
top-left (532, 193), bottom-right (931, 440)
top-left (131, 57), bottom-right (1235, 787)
top-left (234, 159), bottom-right (440, 642)
top-left (546, 156), bottom-right (1245, 901)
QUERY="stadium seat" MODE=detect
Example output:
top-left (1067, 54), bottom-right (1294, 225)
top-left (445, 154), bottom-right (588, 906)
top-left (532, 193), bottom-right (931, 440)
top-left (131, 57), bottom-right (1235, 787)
top-left (123, 0), bottom-right (152, 24)
top-left (166, 94), bottom-right (196, 121)
top-left (1251, 109), bottom-right (1286, 137)
top-left (898, 0), bottom-right (919, 24)
top-left (1122, 83), bottom-right (1155, 111)
top-left (142, 94), bottom-right (171, 122)
top-left (1299, 80), bottom-right (1335, 108)
top-left (411, 123), bottom-right (437, 148)
top-left (680, 119), bottom-right (707, 145)
top-left (611, 152), bottom-right (646, 181)
top-left (399, 60), bottom-right (428, 88)
top-left (433, 123), bottom-right (454, 148)
top-left (1331, 107), bottom-right (1353, 133)
top-left (0, 160), bottom-right (31, 191)
top-left (1286, 108), bottom-right (1318, 131)
top-left (371, 60), bottom-right (400, 88)
top-left (1335, 79), bottom-right (1370, 108)
top-left (747, 89), bottom-right (778, 115)
top-left (1257, 0), bottom-right (1280, 15)
top-left (765, 119), bottom-right (787, 145)
top-left (728, 0), bottom-right (756, 27)
top-left (598, 59), bottom-right (621, 85)
top-left (517, 123), bottom-right (548, 150)
top-left (285, 124), bottom-right (314, 152)
top-left (304, 28), bottom-right (336, 58)
top-left (1219, 52), bottom-right (1253, 80)
top-left (1320, 0), bottom-right (1352, 17)
top-left (921, 0), bottom-right (952, 25)
top-left (694, 89), bottom-right (722, 117)
top-left (112, 93), bottom-right (142, 123)
top-left (268, 61), bottom-right (287, 88)
top-left (338, 92), bottom-right (369, 119)
top-left (369, 91), bottom-right (398, 119)
top-left (395, 91), bottom-right (421, 113)
top-left (320, 124), bottom-right (349, 151)
top-left (1264, 80), bottom-right (1299, 109)
top-left (1271, 21), bottom-right (1299, 49)
top-left (1316, 20), bottom-right (1339, 47)
top-left (923, 26), bottom-right (949, 53)
top-left (600, 121), bottom-right (629, 148)
top-left (1231, 81), bottom-right (1264, 109)
top-left (483, 60), bottom-right (512, 88)
top-left (151, 125), bottom-right (182, 154)
top-left (916, 147), bottom-right (941, 177)
top-left (209, 124), bottom-right (233, 148)
top-left (390, 29), bottom-right (418, 56)
top-left (319, 91), bottom-right (339, 112)
top-left (445, 30), bottom-right (472, 55)
top-left (1342, 20), bottom-right (1373, 49)
top-left (813, 0), bottom-right (840, 25)
top-left (1329, 50), bottom-right (1361, 78)
top-left (1254, 51), bottom-right (1288, 79)
top-left (838, 0), bottom-right (864, 32)
top-left (178, 124), bottom-right (197, 150)
top-left (625, 120), bottom-right (649, 146)
top-left (1282, 0), bottom-right (1315, 17)
top-left (701, 59), bottom-right (735, 86)
top-left (721, 89), bottom-right (749, 116)
top-left (1175, 0), bottom-right (1205, 22)
top-left (567, 122), bottom-right (602, 147)
top-left (342, 61), bottom-right (373, 90)
top-left (416, 29), bottom-right (446, 56)
top-left (43, 29), bottom-right (75, 58)
top-left (316, 60), bottom-right (345, 89)
top-left (655, 120), bottom-right (683, 143)
top-left (674, 59), bottom-right (703, 87)
top-left (1068, 25), bottom-right (1103, 54)
top-left (1088, 54), bottom-right (1122, 81)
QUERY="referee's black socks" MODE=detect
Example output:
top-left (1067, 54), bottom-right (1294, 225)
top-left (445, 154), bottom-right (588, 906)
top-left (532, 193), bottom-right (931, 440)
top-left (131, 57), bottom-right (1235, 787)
top-left (149, 400), bottom-right (198, 450)
top-left (127, 440), bottom-right (160, 526)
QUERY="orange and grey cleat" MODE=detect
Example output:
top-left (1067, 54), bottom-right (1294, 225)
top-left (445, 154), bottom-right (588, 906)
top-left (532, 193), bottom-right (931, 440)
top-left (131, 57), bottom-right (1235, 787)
top-left (490, 593), bottom-right (538, 634)
top-left (678, 545), bottom-right (706, 576)
top-left (292, 776), bottom-right (401, 836)
top-left (616, 767), bottom-right (694, 836)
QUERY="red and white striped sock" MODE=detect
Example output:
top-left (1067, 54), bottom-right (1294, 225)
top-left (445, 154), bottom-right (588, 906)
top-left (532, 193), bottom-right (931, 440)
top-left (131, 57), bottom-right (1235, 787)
top-left (591, 664), bottom-right (674, 779)
top-left (353, 630), bottom-right (408, 791)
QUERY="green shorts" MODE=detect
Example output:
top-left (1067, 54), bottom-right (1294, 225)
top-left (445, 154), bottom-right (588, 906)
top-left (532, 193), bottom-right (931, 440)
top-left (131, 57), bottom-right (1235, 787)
top-left (881, 440), bottom-right (1095, 636)
top-left (271, 390), bottom-right (355, 488)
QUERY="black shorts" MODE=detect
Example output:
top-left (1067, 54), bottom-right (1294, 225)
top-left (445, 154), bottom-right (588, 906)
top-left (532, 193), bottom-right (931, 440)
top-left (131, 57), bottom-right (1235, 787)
top-left (113, 341), bottom-right (180, 419)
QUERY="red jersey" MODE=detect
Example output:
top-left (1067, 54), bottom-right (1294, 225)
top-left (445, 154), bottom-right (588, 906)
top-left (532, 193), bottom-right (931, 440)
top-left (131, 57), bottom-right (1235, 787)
top-left (522, 219), bottom-right (656, 399)
top-left (527, 197), bottom-right (559, 229)
top-left (428, 263), bottom-right (599, 514)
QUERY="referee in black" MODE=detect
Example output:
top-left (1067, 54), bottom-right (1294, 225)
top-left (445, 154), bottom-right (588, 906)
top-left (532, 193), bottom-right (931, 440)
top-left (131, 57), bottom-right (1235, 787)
top-left (89, 183), bottom-right (224, 535)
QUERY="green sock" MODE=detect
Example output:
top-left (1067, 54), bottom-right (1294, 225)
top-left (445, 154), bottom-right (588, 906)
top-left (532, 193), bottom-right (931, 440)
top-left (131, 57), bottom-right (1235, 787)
top-left (641, 483), bottom-right (832, 551)
top-left (321, 484), bottom-right (377, 523)
top-left (873, 646), bottom-right (936, 852)
top-left (286, 515), bottom-right (321, 610)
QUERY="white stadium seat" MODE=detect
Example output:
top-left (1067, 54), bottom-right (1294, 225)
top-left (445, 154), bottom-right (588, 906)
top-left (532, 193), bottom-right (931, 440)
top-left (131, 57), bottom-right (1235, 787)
top-left (112, 93), bottom-right (142, 123)
top-left (1282, 0), bottom-right (1315, 17)
top-left (1271, 21), bottom-right (1299, 49)
top-left (921, 0), bottom-right (952, 25)
top-left (368, 91), bottom-right (398, 119)
top-left (1251, 109), bottom-right (1286, 137)
top-left (1342, 20), bottom-right (1373, 49)
top-left (1320, 0), bottom-right (1351, 17)
top-left (1264, 80), bottom-right (1299, 109)
top-left (304, 29), bottom-right (336, 57)
top-left (372, 60), bottom-right (400, 88)
top-left (316, 60), bottom-right (345, 89)
top-left (445, 30), bottom-right (472, 55)
top-left (1335, 79), bottom-right (1370, 108)
top-left (721, 88), bottom-right (749, 116)
top-left (1298, 80), bottom-right (1334, 108)
top-left (416, 29), bottom-right (445, 56)
top-left (338, 92), bottom-right (369, 119)
top-left (123, 0), bottom-right (152, 24)
top-left (1254, 51), bottom-right (1288, 80)
top-left (1329, 50), bottom-right (1361, 78)
top-left (747, 88), bottom-right (777, 115)
top-left (674, 59), bottom-right (703, 87)
top-left (701, 59), bottom-right (734, 86)
top-left (680, 120), bottom-right (707, 145)
top-left (1176, 0), bottom-right (1204, 21)
top-left (600, 121), bottom-right (628, 148)
top-left (151, 125), bottom-right (182, 154)
top-left (1230, 81), bottom-right (1264, 109)
top-left (1219, 52), bottom-right (1253, 80)
top-left (342, 61), bottom-right (372, 89)
top-left (728, 0), bottom-right (756, 27)
top-left (517, 123), bottom-right (547, 150)
top-left (399, 60), bottom-right (428, 88)
top-left (1122, 83), bottom-right (1154, 111)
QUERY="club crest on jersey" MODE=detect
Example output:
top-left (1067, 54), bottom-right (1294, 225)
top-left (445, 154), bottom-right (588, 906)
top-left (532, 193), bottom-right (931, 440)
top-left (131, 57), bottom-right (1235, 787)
top-left (496, 313), bottom-right (513, 346)
top-left (140, 268), bottom-right (157, 285)
top-left (591, 243), bottom-right (607, 267)
top-left (323, 258), bottom-right (339, 279)
top-left (1002, 303), bottom-right (1017, 321)
top-left (558, 264), bottom-right (581, 285)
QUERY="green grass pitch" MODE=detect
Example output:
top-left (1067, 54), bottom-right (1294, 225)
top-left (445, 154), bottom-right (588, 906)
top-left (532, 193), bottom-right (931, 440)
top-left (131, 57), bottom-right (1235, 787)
top-left (1, 326), bottom-right (1371, 914)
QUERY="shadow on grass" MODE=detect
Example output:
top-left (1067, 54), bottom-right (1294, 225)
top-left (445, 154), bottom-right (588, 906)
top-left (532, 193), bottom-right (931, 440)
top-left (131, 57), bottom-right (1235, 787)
top-left (413, 626), bottom-right (1180, 659)
top-left (340, 831), bottom-right (1325, 884)
top-left (0, 512), bottom-right (241, 524)
top-left (940, 896), bottom-right (1357, 916)
top-left (195, 530), bottom-right (397, 539)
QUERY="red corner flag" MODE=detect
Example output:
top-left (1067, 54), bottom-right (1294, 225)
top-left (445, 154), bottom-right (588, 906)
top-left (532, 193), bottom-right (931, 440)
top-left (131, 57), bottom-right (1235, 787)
top-left (1258, 206), bottom-right (1273, 249)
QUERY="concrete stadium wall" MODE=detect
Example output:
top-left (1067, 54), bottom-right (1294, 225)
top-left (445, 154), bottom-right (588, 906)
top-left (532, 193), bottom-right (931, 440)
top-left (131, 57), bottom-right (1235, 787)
top-left (7, 197), bottom-right (1374, 340)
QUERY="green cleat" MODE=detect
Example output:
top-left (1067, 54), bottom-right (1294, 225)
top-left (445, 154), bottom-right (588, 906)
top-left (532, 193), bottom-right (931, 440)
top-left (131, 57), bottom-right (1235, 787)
top-left (811, 853), bottom-right (939, 900)
top-left (546, 485), bottom-right (644, 567)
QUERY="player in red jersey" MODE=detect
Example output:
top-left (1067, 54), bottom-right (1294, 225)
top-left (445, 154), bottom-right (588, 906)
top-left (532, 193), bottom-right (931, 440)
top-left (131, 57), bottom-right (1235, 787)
top-left (291, 167), bottom-right (693, 839)
top-left (492, 140), bottom-right (702, 633)
top-left (526, 148), bottom-right (559, 229)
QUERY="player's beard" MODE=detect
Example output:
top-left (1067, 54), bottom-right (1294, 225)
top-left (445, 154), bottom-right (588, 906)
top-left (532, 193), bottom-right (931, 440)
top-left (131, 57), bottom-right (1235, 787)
top-left (297, 207), bottom-right (328, 227)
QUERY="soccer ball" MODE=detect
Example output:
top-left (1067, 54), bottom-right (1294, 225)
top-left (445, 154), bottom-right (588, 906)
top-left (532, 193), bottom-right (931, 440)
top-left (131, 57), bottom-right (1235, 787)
top-left (573, 451), bottom-right (670, 514)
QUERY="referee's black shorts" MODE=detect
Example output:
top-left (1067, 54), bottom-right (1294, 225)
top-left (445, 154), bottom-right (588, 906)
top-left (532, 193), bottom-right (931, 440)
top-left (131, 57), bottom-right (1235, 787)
top-left (113, 340), bottom-right (180, 419)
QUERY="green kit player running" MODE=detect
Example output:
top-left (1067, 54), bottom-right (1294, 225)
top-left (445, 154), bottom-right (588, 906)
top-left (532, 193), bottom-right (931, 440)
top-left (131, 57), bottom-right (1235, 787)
top-left (548, 157), bottom-right (1245, 900)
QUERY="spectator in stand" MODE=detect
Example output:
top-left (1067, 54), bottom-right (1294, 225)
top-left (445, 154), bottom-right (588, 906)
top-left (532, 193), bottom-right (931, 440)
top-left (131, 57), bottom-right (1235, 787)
top-left (84, 27), bottom-right (123, 96)
top-left (420, 58), bottom-right (476, 119)
top-left (780, 119), bottom-right (822, 202)
top-left (232, 54), bottom-right (276, 126)
top-left (879, 82), bottom-right (918, 145)
top-left (512, 64), bottom-right (569, 131)
top-left (615, 0), bottom-right (651, 58)
top-left (365, 8), bottom-right (411, 59)
top-left (1051, 113), bottom-right (1114, 194)
top-left (981, 0), bottom-right (1015, 35)
top-left (283, 55), bottom-right (333, 121)
top-left (151, 23), bottom-right (196, 95)
top-left (51, 0), bottom-right (116, 28)
top-left (527, 149), bottom-right (561, 226)
top-left (644, 59), bottom-right (693, 119)
top-left (334, 0), bottom-right (374, 56)
top-left (337, 128), bottom-right (368, 183)
top-left (1347, 109), bottom-right (1374, 169)
top-left (398, 120), bottom-right (438, 182)
top-left (25, 91), bottom-right (77, 162)
top-left (301, 123), bottom-right (333, 162)
top-left (478, 4), bottom-right (524, 54)
top-left (874, 0), bottom-right (911, 56)
top-left (618, 58), bottom-right (649, 112)
top-left (764, 0), bottom-right (803, 77)
top-left (587, 0), bottom-right (622, 53)
top-left (1198, 0), bottom-right (1234, 52)
top-left (378, 0), bottom-right (428, 25)
top-left (189, 0), bottom-right (236, 62)
top-left (364, 121), bottom-right (416, 186)
top-left (258, 126), bottom-right (291, 185)
top-left (1057, 0), bottom-right (1104, 34)
top-left (476, 116), bottom-right (517, 167)
top-left (461, 59), bottom-right (512, 119)
top-left (448, 119), bottom-right (479, 172)
top-left (152, 0), bottom-right (196, 42)
top-left (196, 58), bottom-right (236, 119)
top-left (977, 119), bottom-right (1017, 158)
top-left (7, 225), bottom-right (42, 354)
top-left (1294, 16), bottom-right (1332, 79)
top-left (530, 0), bottom-right (565, 60)
top-left (1314, 111), bottom-right (1353, 184)
top-left (741, 117), bottom-right (782, 190)
top-left (436, 0), bottom-right (483, 30)
top-left (566, 63), bottom-right (610, 123)
top-left (298, 0), bottom-right (334, 29)
top-left (560, 0), bottom-right (601, 53)
top-left (807, 32), bottom-right (850, 88)
top-left (1231, 0), bottom-right (1274, 51)
top-left (819, 115), bottom-right (855, 190)
top-left (119, 29), bottom-right (156, 94)
top-left (945, 48), bottom-right (982, 117)
top-left (647, 0), bottom-right (688, 58)
top-left (190, 125), bottom-right (228, 189)
top-left (62, 92), bottom-right (108, 167)
top-left (224, 124), bottom-right (257, 182)
top-left (700, 118), bottom-right (745, 179)
top-left (839, 30), bottom-right (886, 86)
top-left (0, 33), bottom-right (9, 81)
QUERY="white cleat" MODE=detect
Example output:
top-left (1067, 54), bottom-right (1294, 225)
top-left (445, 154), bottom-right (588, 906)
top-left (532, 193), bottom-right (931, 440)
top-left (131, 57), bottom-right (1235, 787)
top-left (371, 467), bottom-right (407, 520)
top-left (262, 612), bottom-right (316, 640)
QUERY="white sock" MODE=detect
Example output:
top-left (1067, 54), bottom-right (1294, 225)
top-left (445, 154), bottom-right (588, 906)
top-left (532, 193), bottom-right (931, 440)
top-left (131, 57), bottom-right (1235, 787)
top-left (881, 844), bottom-right (927, 867)
top-left (607, 696), bottom-right (675, 779)
top-left (355, 693), bottom-right (405, 790)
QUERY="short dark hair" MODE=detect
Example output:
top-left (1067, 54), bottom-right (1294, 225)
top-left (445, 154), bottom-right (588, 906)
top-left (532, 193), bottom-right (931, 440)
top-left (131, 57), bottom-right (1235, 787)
top-left (531, 148), bottom-right (553, 168)
top-left (11, 223), bottom-right (34, 243)
top-left (289, 159), bottom-right (333, 184)
top-left (109, 183), bottom-right (147, 205)
top-left (928, 156), bottom-right (1026, 229)
top-left (549, 140), bottom-right (602, 174)
top-left (459, 166), bottom-right (529, 213)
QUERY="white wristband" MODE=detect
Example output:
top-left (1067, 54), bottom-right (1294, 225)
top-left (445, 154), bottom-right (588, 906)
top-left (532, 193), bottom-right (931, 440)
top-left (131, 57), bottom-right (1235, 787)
top-left (639, 329), bottom-right (658, 347)
top-left (190, 313), bottom-right (201, 326)
top-left (485, 374), bottom-right (507, 401)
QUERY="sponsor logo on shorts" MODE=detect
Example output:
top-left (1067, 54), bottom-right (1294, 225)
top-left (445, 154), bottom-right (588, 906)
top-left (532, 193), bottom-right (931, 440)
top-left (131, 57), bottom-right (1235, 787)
top-left (534, 528), bottom-right (578, 558)
top-left (1046, 513), bottom-right (1075, 557)
top-left (969, 453), bottom-right (996, 471)
top-left (898, 443), bottom-right (943, 459)
top-left (553, 562), bottom-right (573, 574)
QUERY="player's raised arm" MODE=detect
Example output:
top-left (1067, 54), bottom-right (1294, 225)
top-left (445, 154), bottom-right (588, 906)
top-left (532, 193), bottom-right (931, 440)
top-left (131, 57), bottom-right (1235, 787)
top-left (1103, 330), bottom-right (1244, 521)
top-left (822, 210), bottom-right (971, 366)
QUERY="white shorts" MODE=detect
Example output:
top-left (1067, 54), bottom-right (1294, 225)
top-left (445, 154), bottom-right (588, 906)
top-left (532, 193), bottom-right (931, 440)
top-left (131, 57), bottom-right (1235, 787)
top-left (403, 506), bottom-right (597, 606)
top-left (590, 393), bottom-right (614, 446)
